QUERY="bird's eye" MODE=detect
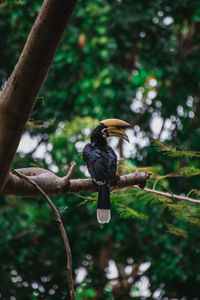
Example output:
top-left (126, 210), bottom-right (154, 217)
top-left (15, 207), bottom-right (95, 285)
top-left (101, 128), bottom-right (108, 137)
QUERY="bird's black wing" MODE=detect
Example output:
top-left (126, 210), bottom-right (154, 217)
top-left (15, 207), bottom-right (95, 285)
top-left (83, 143), bottom-right (106, 183)
top-left (83, 143), bottom-right (118, 223)
top-left (105, 145), bottom-right (117, 186)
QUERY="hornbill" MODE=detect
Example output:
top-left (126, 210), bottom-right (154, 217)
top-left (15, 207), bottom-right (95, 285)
top-left (83, 119), bottom-right (130, 224)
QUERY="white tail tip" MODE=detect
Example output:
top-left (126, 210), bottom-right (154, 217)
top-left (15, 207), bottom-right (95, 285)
top-left (97, 209), bottom-right (111, 224)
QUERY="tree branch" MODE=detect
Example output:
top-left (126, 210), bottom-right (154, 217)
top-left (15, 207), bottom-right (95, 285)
top-left (2, 168), bottom-right (150, 197)
top-left (11, 169), bottom-right (75, 300)
top-left (138, 187), bottom-right (200, 204)
top-left (0, 0), bottom-right (77, 193)
top-left (4, 168), bottom-right (200, 205)
top-left (3, 167), bottom-right (70, 197)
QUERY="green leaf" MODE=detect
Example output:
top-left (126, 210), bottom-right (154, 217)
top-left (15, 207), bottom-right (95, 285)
top-left (193, 8), bottom-right (200, 21)
top-left (180, 166), bottom-right (200, 177)
top-left (166, 223), bottom-right (188, 238)
top-left (116, 204), bottom-right (148, 221)
top-left (153, 140), bottom-right (200, 158)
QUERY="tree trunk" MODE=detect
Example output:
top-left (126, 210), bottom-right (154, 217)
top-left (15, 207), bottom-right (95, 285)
top-left (0, 0), bottom-right (77, 193)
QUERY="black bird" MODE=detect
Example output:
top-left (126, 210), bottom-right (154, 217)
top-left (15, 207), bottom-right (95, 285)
top-left (83, 119), bottom-right (130, 223)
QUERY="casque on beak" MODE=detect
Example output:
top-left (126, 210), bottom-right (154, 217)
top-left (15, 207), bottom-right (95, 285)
top-left (101, 118), bottom-right (130, 143)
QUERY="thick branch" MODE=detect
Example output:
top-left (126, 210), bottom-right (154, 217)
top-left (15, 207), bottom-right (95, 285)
top-left (3, 168), bottom-right (70, 196)
top-left (0, 0), bottom-right (77, 193)
top-left (2, 168), bottom-right (150, 197)
top-left (3, 168), bottom-right (200, 205)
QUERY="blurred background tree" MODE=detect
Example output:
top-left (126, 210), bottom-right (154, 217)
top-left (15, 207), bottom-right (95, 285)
top-left (1, 0), bottom-right (200, 299)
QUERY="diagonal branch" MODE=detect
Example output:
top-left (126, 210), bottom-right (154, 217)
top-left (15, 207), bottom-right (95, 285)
top-left (0, 0), bottom-right (77, 193)
top-left (11, 169), bottom-right (75, 300)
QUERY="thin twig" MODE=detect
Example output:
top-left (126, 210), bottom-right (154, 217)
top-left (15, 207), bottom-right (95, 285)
top-left (57, 164), bottom-right (76, 210)
top-left (157, 118), bottom-right (165, 141)
top-left (58, 205), bottom-right (68, 211)
top-left (66, 164), bottom-right (76, 180)
top-left (137, 186), bottom-right (200, 204)
top-left (11, 169), bottom-right (75, 300)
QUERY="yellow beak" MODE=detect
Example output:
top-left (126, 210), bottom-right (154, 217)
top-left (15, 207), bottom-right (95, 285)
top-left (107, 127), bottom-right (130, 142)
top-left (101, 119), bottom-right (130, 143)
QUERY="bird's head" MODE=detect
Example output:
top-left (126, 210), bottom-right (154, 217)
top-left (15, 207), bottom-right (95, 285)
top-left (91, 118), bottom-right (130, 146)
top-left (101, 118), bottom-right (130, 142)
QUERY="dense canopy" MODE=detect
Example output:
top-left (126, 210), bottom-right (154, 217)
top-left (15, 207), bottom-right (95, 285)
top-left (1, 0), bottom-right (200, 299)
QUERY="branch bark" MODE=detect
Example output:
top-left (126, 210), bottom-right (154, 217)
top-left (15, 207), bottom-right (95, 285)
top-left (0, 0), bottom-right (77, 193)
top-left (2, 168), bottom-right (150, 197)
top-left (3, 168), bottom-right (200, 205)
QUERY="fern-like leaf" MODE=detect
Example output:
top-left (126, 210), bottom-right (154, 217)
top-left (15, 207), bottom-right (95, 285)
top-left (116, 204), bottom-right (148, 221)
top-left (166, 223), bottom-right (188, 238)
top-left (180, 167), bottom-right (200, 177)
top-left (153, 140), bottom-right (176, 154)
top-left (153, 140), bottom-right (200, 158)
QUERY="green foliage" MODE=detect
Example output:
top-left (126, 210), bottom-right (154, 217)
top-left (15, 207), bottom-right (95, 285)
top-left (166, 223), bottom-right (188, 238)
top-left (2, 0), bottom-right (200, 298)
top-left (116, 204), bottom-right (148, 221)
top-left (153, 140), bottom-right (200, 159)
top-left (180, 166), bottom-right (200, 177)
top-left (76, 286), bottom-right (95, 299)
top-left (167, 201), bottom-right (200, 225)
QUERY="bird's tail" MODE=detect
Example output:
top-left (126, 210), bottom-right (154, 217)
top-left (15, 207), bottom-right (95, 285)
top-left (97, 184), bottom-right (111, 224)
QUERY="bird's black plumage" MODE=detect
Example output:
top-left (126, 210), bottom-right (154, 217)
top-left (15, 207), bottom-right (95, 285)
top-left (83, 124), bottom-right (117, 223)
